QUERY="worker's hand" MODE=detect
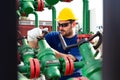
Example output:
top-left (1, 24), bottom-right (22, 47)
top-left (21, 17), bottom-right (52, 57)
top-left (27, 28), bottom-right (42, 41)
top-left (67, 54), bottom-right (76, 61)
top-left (27, 28), bottom-right (48, 41)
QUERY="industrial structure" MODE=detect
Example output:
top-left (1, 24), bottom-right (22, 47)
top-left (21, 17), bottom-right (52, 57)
top-left (17, 0), bottom-right (103, 80)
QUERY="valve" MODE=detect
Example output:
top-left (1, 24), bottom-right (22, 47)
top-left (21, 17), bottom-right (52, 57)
top-left (60, 0), bottom-right (73, 2)
top-left (17, 0), bottom-right (45, 17)
top-left (29, 58), bottom-right (40, 78)
top-left (58, 31), bottom-right (102, 80)
top-left (18, 30), bottom-right (102, 80)
top-left (19, 0), bottom-right (35, 16)
top-left (36, 37), bottom-right (61, 80)
top-left (18, 37), bottom-right (35, 64)
top-left (18, 58), bottom-right (40, 78)
top-left (59, 56), bottom-right (74, 76)
top-left (77, 34), bottom-right (92, 41)
top-left (59, 31), bottom-right (102, 50)
top-left (45, 0), bottom-right (59, 6)
top-left (37, 0), bottom-right (44, 11)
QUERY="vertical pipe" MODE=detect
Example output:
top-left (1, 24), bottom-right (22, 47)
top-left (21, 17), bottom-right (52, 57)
top-left (74, 61), bottom-right (84, 69)
top-left (83, 0), bottom-right (90, 34)
top-left (32, 11), bottom-right (39, 28)
top-left (79, 43), bottom-right (95, 62)
top-left (52, 6), bottom-right (57, 31)
top-left (38, 38), bottom-right (51, 50)
top-left (22, 38), bottom-right (28, 45)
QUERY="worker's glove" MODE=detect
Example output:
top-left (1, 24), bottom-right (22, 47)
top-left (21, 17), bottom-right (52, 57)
top-left (27, 28), bottom-right (48, 41)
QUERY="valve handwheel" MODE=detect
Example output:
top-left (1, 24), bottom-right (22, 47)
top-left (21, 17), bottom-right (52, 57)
top-left (64, 0), bottom-right (72, 2)
top-left (33, 58), bottom-right (40, 78)
top-left (37, 0), bottom-right (41, 11)
top-left (63, 57), bottom-right (70, 76)
top-left (38, 0), bottom-right (44, 11)
top-left (30, 58), bottom-right (35, 78)
top-left (67, 56), bottom-right (74, 75)
top-left (40, 0), bottom-right (44, 11)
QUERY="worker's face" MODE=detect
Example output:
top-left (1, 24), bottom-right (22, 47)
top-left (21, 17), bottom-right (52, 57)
top-left (58, 20), bottom-right (73, 37)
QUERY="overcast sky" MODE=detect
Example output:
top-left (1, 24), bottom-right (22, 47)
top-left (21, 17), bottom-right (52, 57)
top-left (28, 0), bottom-right (103, 26)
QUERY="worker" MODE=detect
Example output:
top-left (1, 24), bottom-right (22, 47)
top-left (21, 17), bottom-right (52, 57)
top-left (27, 7), bottom-right (88, 80)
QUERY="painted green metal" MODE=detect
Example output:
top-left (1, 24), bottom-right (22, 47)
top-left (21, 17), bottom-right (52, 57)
top-left (18, 38), bottom-right (34, 64)
top-left (52, 6), bottom-right (57, 31)
top-left (17, 0), bottom-right (102, 80)
top-left (18, 38), bottom-right (33, 78)
top-left (43, 2), bottom-right (57, 31)
top-left (32, 11), bottom-right (39, 27)
top-left (78, 42), bottom-right (102, 80)
top-left (18, 65), bottom-right (31, 78)
top-left (82, 0), bottom-right (90, 34)
top-left (74, 61), bottom-right (85, 69)
top-left (18, 37), bottom-right (102, 80)
top-left (45, 0), bottom-right (59, 5)
top-left (44, 2), bottom-right (57, 31)
top-left (20, 0), bottom-right (34, 16)
top-left (16, 10), bottom-right (21, 17)
top-left (36, 38), bottom-right (61, 80)
top-left (19, 0), bottom-right (39, 27)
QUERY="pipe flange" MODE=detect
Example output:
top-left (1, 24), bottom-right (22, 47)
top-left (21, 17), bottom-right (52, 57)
top-left (33, 58), bottom-right (40, 78)
top-left (38, 0), bottom-right (44, 11)
top-left (67, 56), bottom-right (74, 75)
top-left (30, 58), bottom-right (35, 78)
top-left (63, 57), bottom-right (70, 76)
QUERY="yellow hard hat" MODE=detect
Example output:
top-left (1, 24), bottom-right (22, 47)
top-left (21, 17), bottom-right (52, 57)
top-left (56, 7), bottom-right (78, 21)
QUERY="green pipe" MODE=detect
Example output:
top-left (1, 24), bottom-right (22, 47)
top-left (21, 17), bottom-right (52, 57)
top-left (38, 38), bottom-right (51, 50)
top-left (20, 0), bottom-right (34, 16)
top-left (78, 42), bottom-right (101, 80)
top-left (74, 61), bottom-right (85, 69)
top-left (32, 11), bottom-right (39, 28)
top-left (18, 65), bottom-right (30, 74)
top-left (45, 0), bottom-right (59, 6)
top-left (16, 10), bottom-right (21, 18)
top-left (36, 39), bottom-right (61, 80)
top-left (44, 2), bottom-right (57, 31)
top-left (52, 6), bottom-right (57, 31)
top-left (45, 60), bottom-right (60, 67)
top-left (18, 65), bottom-right (31, 78)
top-left (83, 0), bottom-right (90, 34)
top-left (22, 38), bottom-right (28, 45)
top-left (18, 38), bottom-right (34, 64)
top-left (79, 43), bottom-right (95, 62)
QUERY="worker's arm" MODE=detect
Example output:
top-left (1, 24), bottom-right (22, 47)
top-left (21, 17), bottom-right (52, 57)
top-left (28, 39), bottom-right (76, 61)
top-left (27, 28), bottom-right (76, 61)
top-left (51, 48), bottom-right (76, 61)
top-left (28, 40), bottom-right (38, 48)
top-left (27, 27), bottom-right (48, 48)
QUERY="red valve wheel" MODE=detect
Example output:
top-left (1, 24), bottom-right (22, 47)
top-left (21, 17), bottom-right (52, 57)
top-left (64, 0), bottom-right (72, 2)
top-left (63, 57), bottom-right (70, 76)
top-left (38, 0), bottom-right (44, 11)
top-left (40, 0), bottom-right (44, 11)
top-left (77, 34), bottom-right (92, 40)
top-left (30, 58), bottom-right (35, 78)
top-left (33, 58), bottom-right (40, 78)
top-left (67, 56), bottom-right (74, 75)
top-left (37, 0), bottom-right (41, 11)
